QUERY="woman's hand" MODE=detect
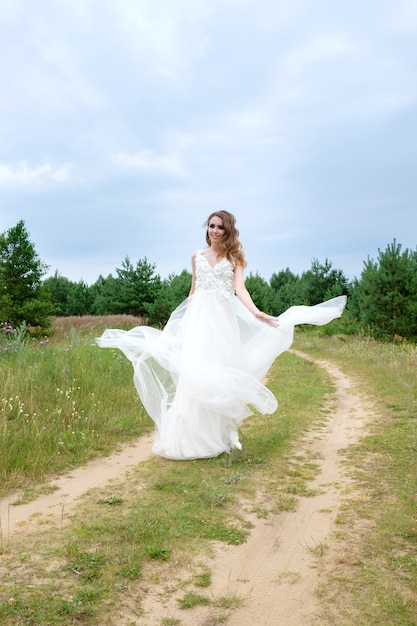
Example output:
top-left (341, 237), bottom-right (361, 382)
top-left (255, 311), bottom-right (279, 327)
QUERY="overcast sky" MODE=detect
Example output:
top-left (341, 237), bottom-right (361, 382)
top-left (1, 0), bottom-right (416, 285)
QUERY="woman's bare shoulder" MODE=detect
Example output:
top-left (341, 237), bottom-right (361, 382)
top-left (232, 258), bottom-right (245, 269)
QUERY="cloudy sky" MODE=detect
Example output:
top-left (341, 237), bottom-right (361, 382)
top-left (1, 0), bottom-right (416, 285)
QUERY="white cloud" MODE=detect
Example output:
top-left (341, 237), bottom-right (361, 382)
top-left (112, 150), bottom-right (188, 178)
top-left (0, 0), bottom-right (416, 285)
top-left (282, 35), bottom-right (356, 77)
top-left (390, 0), bottom-right (417, 30)
top-left (256, 231), bottom-right (298, 243)
top-left (0, 161), bottom-right (72, 187)
top-left (106, 0), bottom-right (210, 85)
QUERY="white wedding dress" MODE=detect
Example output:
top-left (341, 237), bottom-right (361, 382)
top-left (96, 250), bottom-right (346, 460)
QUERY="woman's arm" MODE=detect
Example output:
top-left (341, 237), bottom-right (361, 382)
top-left (234, 264), bottom-right (278, 327)
top-left (188, 252), bottom-right (197, 296)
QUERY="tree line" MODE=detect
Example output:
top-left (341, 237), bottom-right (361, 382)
top-left (1, 220), bottom-right (417, 340)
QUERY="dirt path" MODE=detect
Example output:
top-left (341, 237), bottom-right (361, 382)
top-left (0, 353), bottom-right (372, 625)
top-left (198, 354), bottom-right (370, 626)
top-left (139, 353), bottom-right (372, 625)
top-left (0, 434), bottom-right (154, 538)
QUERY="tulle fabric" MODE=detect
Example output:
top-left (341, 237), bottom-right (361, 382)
top-left (97, 254), bottom-right (346, 460)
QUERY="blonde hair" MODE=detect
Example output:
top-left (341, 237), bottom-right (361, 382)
top-left (205, 211), bottom-right (246, 267)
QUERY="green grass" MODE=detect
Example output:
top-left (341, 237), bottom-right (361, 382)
top-left (1, 320), bottom-right (416, 625)
top-left (0, 319), bottom-right (333, 624)
top-left (178, 591), bottom-right (211, 609)
top-left (193, 570), bottom-right (212, 587)
top-left (0, 315), bottom-right (151, 496)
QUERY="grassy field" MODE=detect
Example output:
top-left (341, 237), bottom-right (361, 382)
top-left (0, 317), bottom-right (416, 624)
top-left (0, 316), bottom-right (151, 497)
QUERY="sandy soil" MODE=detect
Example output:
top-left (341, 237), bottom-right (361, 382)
top-left (202, 354), bottom-right (369, 626)
top-left (0, 434), bottom-right (154, 537)
top-left (0, 353), bottom-right (373, 625)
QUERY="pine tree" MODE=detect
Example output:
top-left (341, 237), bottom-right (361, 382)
top-left (357, 240), bottom-right (417, 339)
top-left (0, 220), bottom-right (54, 327)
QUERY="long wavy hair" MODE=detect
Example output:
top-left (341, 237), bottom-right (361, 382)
top-left (205, 211), bottom-right (246, 267)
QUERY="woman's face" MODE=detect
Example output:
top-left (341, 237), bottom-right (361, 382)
top-left (207, 215), bottom-right (226, 245)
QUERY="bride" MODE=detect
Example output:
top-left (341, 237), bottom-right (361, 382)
top-left (96, 211), bottom-right (346, 460)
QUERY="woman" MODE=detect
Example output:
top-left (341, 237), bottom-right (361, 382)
top-left (97, 211), bottom-right (346, 460)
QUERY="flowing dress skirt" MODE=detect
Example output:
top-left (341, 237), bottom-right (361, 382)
top-left (96, 294), bottom-right (346, 459)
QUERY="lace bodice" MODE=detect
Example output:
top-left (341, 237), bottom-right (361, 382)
top-left (194, 250), bottom-right (235, 298)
